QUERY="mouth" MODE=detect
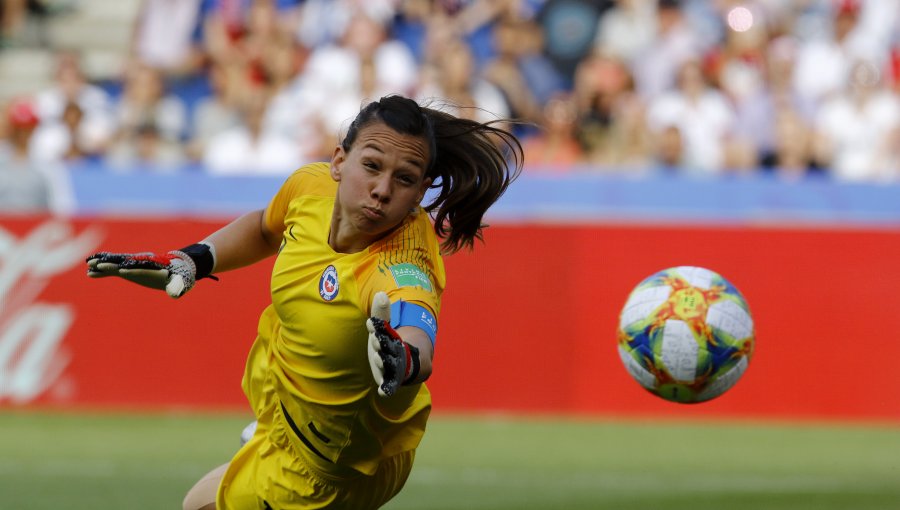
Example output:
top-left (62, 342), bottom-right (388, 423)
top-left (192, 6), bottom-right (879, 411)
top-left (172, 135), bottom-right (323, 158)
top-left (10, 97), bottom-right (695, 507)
top-left (362, 206), bottom-right (385, 220)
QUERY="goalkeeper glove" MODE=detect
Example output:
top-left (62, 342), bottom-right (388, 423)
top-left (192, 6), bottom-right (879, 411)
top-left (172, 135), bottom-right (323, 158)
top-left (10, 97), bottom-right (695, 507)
top-left (86, 243), bottom-right (217, 298)
top-left (367, 292), bottom-right (420, 397)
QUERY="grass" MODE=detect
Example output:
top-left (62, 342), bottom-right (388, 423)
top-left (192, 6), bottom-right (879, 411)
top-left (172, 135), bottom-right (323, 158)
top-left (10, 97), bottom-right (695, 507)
top-left (1, 410), bottom-right (898, 510)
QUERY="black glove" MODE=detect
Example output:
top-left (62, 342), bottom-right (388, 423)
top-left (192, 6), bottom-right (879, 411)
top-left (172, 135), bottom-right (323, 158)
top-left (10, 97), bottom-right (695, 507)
top-left (86, 243), bottom-right (216, 298)
top-left (366, 292), bottom-right (420, 397)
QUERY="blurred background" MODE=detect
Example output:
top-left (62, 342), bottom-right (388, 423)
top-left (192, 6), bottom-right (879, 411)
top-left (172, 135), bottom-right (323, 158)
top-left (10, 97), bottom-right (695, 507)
top-left (0, 0), bottom-right (899, 509)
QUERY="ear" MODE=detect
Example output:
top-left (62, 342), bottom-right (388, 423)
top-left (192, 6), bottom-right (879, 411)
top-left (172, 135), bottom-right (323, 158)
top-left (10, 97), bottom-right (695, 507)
top-left (330, 146), bottom-right (346, 181)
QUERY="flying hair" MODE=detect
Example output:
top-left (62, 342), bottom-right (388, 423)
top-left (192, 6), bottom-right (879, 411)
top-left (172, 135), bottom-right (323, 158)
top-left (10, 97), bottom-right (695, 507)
top-left (341, 95), bottom-right (524, 254)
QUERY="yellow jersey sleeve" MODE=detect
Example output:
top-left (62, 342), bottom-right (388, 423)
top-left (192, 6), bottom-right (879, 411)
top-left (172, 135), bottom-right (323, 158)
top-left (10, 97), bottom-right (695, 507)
top-left (358, 210), bottom-right (445, 327)
top-left (264, 162), bottom-right (334, 237)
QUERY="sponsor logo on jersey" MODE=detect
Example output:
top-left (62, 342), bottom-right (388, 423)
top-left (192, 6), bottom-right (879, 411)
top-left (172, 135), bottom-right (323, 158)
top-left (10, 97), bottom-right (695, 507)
top-left (388, 263), bottom-right (432, 292)
top-left (319, 265), bottom-right (339, 301)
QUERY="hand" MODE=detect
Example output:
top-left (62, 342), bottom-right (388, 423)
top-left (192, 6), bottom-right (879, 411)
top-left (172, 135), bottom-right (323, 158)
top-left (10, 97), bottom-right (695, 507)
top-left (367, 292), bottom-right (420, 397)
top-left (86, 250), bottom-right (199, 298)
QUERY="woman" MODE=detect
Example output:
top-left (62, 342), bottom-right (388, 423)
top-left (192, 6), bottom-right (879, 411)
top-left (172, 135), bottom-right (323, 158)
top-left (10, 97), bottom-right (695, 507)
top-left (86, 95), bottom-right (523, 509)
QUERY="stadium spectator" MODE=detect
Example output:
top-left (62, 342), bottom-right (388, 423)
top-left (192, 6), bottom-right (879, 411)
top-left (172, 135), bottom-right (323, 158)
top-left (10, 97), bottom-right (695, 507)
top-left (113, 61), bottom-right (189, 144)
top-left (391, 0), bottom-right (438, 64)
top-left (129, 0), bottom-right (206, 76)
top-left (790, 0), bottom-right (890, 110)
top-left (645, 58), bottom-right (738, 174)
top-left (574, 50), bottom-right (651, 170)
top-left (521, 92), bottom-right (586, 169)
top-left (482, 15), bottom-right (567, 124)
top-left (764, 107), bottom-right (817, 180)
top-left (186, 61), bottom-right (246, 161)
top-left (0, 0), bottom-right (53, 48)
top-left (286, 10), bottom-right (418, 144)
top-left (592, 0), bottom-right (657, 65)
top-left (0, 0), bottom-right (29, 47)
top-left (0, 98), bottom-right (51, 212)
top-left (630, 0), bottom-right (706, 101)
top-left (812, 58), bottom-right (900, 182)
top-left (33, 49), bottom-right (115, 158)
top-left (29, 100), bottom-right (93, 163)
top-left (87, 94), bottom-right (523, 510)
top-left (415, 36), bottom-right (511, 123)
top-left (291, 0), bottom-right (396, 50)
top-left (4, 0), bottom-right (896, 182)
top-left (255, 36), bottom-right (317, 155)
top-left (708, 5), bottom-right (770, 168)
top-left (202, 89), bottom-right (301, 175)
top-left (535, 0), bottom-right (608, 83)
top-left (754, 35), bottom-right (819, 172)
top-left (106, 121), bottom-right (187, 171)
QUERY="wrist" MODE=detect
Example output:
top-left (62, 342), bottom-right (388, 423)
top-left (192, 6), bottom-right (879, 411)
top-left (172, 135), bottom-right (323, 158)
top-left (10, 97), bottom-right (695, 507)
top-left (403, 341), bottom-right (421, 385)
top-left (175, 242), bottom-right (216, 280)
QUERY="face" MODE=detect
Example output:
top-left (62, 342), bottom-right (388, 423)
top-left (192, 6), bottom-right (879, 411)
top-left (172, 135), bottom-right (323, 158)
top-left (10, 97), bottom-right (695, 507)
top-left (330, 122), bottom-right (432, 249)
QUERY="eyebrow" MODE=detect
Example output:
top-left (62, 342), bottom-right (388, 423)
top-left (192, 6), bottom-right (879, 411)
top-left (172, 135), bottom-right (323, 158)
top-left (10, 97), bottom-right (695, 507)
top-left (361, 142), bottom-right (427, 172)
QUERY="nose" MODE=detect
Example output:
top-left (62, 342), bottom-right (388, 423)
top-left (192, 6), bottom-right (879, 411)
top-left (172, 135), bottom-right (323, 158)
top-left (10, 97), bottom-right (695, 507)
top-left (370, 173), bottom-right (392, 203)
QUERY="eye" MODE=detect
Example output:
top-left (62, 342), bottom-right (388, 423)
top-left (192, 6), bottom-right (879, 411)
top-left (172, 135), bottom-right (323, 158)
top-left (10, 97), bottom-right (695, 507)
top-left (396, 174), bottom-right (417, 186)
top-left (362, 160), bottom-right (378, 171)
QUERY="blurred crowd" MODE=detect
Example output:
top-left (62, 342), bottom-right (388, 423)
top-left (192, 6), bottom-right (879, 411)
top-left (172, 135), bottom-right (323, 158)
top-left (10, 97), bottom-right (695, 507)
top-left (1, 0), bottom-right (899, 213)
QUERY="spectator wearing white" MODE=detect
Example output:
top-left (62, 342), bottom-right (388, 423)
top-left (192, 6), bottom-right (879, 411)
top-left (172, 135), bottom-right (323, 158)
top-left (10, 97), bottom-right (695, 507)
top-left (32, 49), bottom-right (115, 160)
top-left (631, 0), bottom-right (705, 101)
top-left (812, 59), bottom-right (900, 183)
top-left (287, 10), bottom-right (418, 141)
top-left (593, 0), bottom-right (658, 65)
top-left (130, 0), bottom-right (205, 76)
top-left (257, 37), bottom-right (326, 160)
top-left (203, 90), bottom-right (300, 175)
top-left (645, 59), bottom-right (737, 174)
top-left (791, 0), bottom-right (889, 109)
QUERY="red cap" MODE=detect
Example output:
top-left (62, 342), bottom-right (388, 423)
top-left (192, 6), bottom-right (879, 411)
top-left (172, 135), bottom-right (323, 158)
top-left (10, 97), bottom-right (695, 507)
top-left (8, 98), bottom-right (39, 128)
top-left (836, 0), bottom-right (861, 16)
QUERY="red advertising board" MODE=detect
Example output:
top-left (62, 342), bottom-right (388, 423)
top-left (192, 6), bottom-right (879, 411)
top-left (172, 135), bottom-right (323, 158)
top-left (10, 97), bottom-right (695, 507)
top-left (2, 216), bottom-right (899, 423)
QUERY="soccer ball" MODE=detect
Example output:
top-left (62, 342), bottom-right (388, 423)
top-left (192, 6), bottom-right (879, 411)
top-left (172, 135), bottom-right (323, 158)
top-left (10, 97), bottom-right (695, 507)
top-left (617, 266), bottom-right (755, 403)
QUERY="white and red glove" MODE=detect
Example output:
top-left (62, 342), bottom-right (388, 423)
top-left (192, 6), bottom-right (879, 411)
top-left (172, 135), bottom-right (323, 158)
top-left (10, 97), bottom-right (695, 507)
top-left (86, 243), bottom-right (217, 298)
top-left (367, 292), bottom-right (420, 397)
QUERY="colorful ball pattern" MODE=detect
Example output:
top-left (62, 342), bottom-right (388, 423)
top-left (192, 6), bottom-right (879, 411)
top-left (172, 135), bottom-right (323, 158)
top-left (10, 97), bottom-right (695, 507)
top-left (617, 266), bottom-right (755, 403)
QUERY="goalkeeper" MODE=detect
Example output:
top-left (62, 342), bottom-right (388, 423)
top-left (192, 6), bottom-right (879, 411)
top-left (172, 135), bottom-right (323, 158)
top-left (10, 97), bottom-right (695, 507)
top-left (86, 95), bottom-right (522, 510)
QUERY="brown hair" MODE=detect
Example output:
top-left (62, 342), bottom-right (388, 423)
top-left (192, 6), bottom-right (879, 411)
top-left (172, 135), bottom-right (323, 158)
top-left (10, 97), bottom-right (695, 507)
top-left (341, 95), bottom-right (523, 254)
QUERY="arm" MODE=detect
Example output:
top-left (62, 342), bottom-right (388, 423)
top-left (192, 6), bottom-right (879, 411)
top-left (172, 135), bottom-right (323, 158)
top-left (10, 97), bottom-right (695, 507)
top-left (367, 292), bottom-right (437, 396)
top-left (395, 326), bottom-right (433, 384)
top-left (203, 208), bottom-right (281, 273)
top-left (86, 208), bottom-right (282, 298)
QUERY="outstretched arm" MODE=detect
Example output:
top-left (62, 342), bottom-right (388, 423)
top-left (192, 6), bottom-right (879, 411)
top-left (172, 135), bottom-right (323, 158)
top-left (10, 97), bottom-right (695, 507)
top-left (202, 208), bottom-right (281, 273)
top-left (86, 208), bottom-right (282, 298)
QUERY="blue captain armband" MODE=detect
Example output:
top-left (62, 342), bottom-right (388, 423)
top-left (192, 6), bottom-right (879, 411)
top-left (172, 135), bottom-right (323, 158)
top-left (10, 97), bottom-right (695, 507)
top-left (390, 300), bottom-right (437, 346)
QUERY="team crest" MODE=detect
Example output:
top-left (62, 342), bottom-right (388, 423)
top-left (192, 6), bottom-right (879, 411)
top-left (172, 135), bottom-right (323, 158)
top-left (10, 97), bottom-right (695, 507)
top-left (319, 265), bottom-right (339, 301)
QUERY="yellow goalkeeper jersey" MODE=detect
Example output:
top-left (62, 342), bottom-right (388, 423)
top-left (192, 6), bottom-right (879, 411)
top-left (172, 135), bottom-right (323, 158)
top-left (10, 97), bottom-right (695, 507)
top-left (251, 162), bottom-right (444, 476)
